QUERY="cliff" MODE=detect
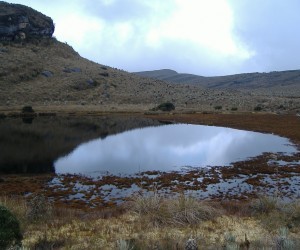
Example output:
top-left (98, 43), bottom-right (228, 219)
top-left (0, 1), bottom-right (54, 40)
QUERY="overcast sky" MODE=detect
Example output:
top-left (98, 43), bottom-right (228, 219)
top-left (8, 0), bottom-right (300, 76)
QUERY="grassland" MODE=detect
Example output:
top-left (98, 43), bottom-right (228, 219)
top-left (1, 192), bottom-right (300, 249)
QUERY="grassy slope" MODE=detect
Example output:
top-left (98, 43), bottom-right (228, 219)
top-left (0, 39), bottom-right (202, 111)
top-left (1, 39), bottom-right (299, 113)
top-left (135, 68), bottom-right (300, 92)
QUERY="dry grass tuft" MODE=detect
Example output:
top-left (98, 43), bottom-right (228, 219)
top-left (130, 191), bottom-right (220, 227)
top-left (169, 194), bottom-right (219, 226)
top-left (250, 194), bottom-right (283, 214)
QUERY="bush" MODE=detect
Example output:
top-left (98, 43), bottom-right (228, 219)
top-left (231, 107), bottom-right (238, 111)
top-left (0, 205), bottom-right (22, 249)
top-left (254, 106), bottom-right (262, 111)
top-left (214, 105), bottom-right (222, 110)
top-left (152, 102), bottom-right (175, 112)
top-left (26, 194), bottom-right (52, 222)
top-left (22, 105), bottom-right (35, 113)
top-left (99, 72), bottom-right (109, 77)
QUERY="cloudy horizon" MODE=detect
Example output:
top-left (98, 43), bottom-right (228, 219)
top-left (7, 0), bottom-right (300, 76)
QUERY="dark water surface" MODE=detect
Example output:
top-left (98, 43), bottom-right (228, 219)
top-left (0, 115), bottom-right (161, 174)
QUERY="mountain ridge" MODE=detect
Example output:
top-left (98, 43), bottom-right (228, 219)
top-left (134, 68), bottom-right (300, 91)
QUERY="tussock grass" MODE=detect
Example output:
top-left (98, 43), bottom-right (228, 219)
top-left (1, 194), bottom-right (300, 249)
top-left (130, 191), bottom-right (220, 227)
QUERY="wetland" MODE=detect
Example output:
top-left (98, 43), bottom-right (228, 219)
top-left (1, 113), bottom-right (300, 209)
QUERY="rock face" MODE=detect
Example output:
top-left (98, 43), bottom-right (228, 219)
top-left (0, 1), bottom-right (54, 40)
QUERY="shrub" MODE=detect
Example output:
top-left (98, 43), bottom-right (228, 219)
top-left (231, 107), bottom-right (238, 111)
top-left (22, 105), bottom-right (35, 113)
top-left (100, 72), bottom-right (109, 77)
top-left (214, 105), bottom-right (222, 110)
top-left (26, 194), bottom-right (52, 222)
top-left (0, 205), bottom-right (23, 249)
top-left (152, 102), bottom-right (175, 112)
top-left (254, 106), bottom-right (262, 111)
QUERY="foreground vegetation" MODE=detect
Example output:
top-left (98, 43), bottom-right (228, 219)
top-left (1, 192), bottom-right (300, 249)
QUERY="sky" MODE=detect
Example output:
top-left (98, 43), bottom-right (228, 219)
top-left (8, 0), bottom-right (300, 76)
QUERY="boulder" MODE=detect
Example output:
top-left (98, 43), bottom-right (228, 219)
top-left (0, 1), bottom-right (54, 41)
top-left (41, 70), bottom-right (53, 77)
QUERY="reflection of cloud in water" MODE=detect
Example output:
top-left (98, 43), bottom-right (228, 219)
top-left (55, 124), bottom-right (297, 175)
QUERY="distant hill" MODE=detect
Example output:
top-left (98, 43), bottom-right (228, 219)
top-left (134, 69), bottom-right (300, 91)
top-left (135, 69), bottom-right (205, 84)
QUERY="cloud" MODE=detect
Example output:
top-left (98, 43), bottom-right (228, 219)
top-left (229, 0), bottom-right (300, 73)
top-left (7, 0), bottom-right (300, 75)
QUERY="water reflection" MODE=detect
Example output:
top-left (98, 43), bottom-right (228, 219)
top-left (0, 116), bottom-right (161, 174)
top-left (55, 124), bottom-right (297, 175)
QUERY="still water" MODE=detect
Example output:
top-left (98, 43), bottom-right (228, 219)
top-left (55, 124), bottom-right (297, 176)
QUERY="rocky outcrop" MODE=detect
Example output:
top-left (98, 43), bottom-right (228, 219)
top-left (0, 1), bottom-right (54, 41)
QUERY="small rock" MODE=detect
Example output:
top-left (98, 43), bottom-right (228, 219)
top-left (185, 238), bottom-right (198, 250)
top-left (87, 79), bottom-right (95, 86)
top-left (63, 67), bottom-right (81, 73)
top-left (0, 47), bottom-right (8, 53)
top-left (100, 72), bottom-right (109, 77)
top-left (41, 71), bottom-right (53, 77)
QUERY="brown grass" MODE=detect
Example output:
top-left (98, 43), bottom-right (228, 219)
top-left (1, 39), bottom-right (300, 114)
top-left (1, 194), bottom-right (300, 249)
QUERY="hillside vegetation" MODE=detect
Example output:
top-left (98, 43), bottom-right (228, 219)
top-left (135, 68), bottom-right (300, 93)
top-left (0, 39), bottom-right (299, 113)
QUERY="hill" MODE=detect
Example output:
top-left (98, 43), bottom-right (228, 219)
top-left (135, 69), bottom-right (205, 84)
top-left (134, 69), bottom-right (300, 92)
top-left (0, 2), bottom-right (299, 114)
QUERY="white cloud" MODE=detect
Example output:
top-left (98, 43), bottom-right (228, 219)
top-left (7, 0), bottom-right (300, 75)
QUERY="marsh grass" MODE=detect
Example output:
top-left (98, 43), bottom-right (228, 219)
top-left (1, 194), bottom-right (300, 249)
top-left (130, 191), bottom-right (219, 227)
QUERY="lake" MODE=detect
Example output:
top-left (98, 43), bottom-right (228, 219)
top-left (55, 123), bottom-right (297, 176)
top-left (0, 115), bottom-right (297, 175)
